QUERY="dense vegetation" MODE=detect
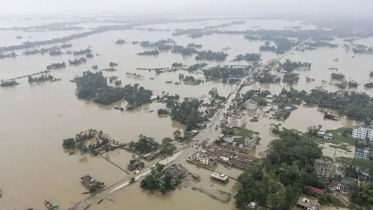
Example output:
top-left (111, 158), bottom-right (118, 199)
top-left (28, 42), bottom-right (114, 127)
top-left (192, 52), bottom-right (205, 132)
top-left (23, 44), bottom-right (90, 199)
top-left (0, 80), bottom-right (19, 87)
top-left (233, 53), bottom-right (262, 62)
top-left (282, 72), bottom-right (299, 85)
top-left (140, 163), bottom-right (175, 194)
top-left (186, 63), bottom-right (208, 71)
top-left (281, 59), bottom-right (311, 72)
top-left (128, 135), bottom-right (160, 154)
top-left (279, 88), bottom-right (373, 121)
top-left (166, 98), bottom-right (206, 131)
top-left (137, 50), bottom-right (160, 55)
top-left (203, 66), bottom-right (248, 83)
top-left (331, 73), bottom-right (345, 80)
top-left (253, 72), bottom-right (280, 84)
top-left (73, 71), bottom-right (152, 107)
top-left (195, 50), bottom-right (228, 61)
top-left (62, 129), bottom-right (121, 156)
top-left (46, 62), bottom-right (66, 70)
top-left (172, 45), bottom-right (198, 55)
top-left (235, 129), bottom-right (323, 210)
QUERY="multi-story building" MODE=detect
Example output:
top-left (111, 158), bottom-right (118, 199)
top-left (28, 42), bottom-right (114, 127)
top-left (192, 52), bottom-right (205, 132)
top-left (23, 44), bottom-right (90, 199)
top-left (244, 99), bottom-right (257, 110)
top-left (314, 159), bottom-right (336, 178)
top-left (355, 147), bottom-right (373, 160)
top-left (227, 114), bottom-right (245, 128)
top-left (352, 125), bottom-right (373, 141)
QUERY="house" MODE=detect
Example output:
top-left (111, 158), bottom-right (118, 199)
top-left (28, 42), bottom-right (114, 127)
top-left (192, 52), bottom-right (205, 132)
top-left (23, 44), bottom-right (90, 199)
top-left (355, 147), bottom-right (373, 160)
top-left (206, 146), bottom-right (235, 159)
top-left (80, 175), bottom-right (98, 189)
top-left (210, 172), bottom-right (229, 183)
top-left (324, 133), bottom-right (333, 140)
top-left (229, 159), bottom-right (250, 169)
top-left (226, 145), bottom-right (248, 154)
top-left (144, 151), bottom-right (159, 161)
top-left (314, 159), bottom-right (336, 178)
top-left (223, 137), bottom-right (234, 143)
top-left (244, 99), bottom-right (257, 110)
top-left (157, 164), bottom-right (185, 186)
top-left (316, 131), bottom-right (325, 138)
top-left (296, 197), bottom-right (320, 210)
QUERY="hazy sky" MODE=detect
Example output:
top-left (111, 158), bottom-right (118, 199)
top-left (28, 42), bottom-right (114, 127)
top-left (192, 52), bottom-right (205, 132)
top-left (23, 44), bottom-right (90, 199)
top-left (0, 0), bottom-right (372, 16)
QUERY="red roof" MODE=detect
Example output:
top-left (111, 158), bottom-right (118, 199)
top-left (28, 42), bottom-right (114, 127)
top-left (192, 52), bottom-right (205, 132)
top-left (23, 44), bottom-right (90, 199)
top-left (307, 186), bottom-right (325, 195)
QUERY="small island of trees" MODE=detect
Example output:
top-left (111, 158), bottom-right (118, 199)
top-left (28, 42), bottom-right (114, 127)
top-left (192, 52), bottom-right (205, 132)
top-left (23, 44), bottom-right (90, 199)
top-left (73, 71), bottom-right (153, 108)
top-left (0, 80), bottom-right (19, 87)
top-left (233, 53), bottom-right (262, 62)
top-left (69, 57), bottom-right (87, 65)
top-left (282, 72), bottom-right (300, 85)
top-left (281, 59), bottom-right (311, 72)
top-left (204, 66), bottom-right (248, 83)
top-left (46, 62), bottom-right (66, 70)
top-left (115, 39), bottom-right (125, 44)
top-left (331, 73), bottom-right (345, 81)
top-left (62, 129), bottom-right (123, 156)
top-left (137, 50), bottom-right (160, 56)
top-left (195, 50), bottom-right (228, 61)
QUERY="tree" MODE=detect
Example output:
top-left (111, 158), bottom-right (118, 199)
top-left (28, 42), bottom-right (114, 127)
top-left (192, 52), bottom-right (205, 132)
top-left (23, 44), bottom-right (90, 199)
top-left (173, 130), bottom-right (181, 140)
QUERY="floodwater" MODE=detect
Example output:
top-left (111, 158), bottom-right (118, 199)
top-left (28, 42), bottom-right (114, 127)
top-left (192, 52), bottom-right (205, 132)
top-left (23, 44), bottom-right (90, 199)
top-left (1, 18), bottom-right (373, 210)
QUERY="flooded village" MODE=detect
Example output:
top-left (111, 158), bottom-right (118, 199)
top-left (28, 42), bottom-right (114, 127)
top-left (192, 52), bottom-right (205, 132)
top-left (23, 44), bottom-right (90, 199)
top-left (2, 11), bottom-right (373, 210)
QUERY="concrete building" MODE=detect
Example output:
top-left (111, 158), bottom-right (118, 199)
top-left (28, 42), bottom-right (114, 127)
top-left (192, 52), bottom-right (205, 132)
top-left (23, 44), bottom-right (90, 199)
top-left (210, 172), bottom-right (229, 183)
top-left (244, 99), bottom-right (257, 110)
top-left (245, 138), bottom-right (257, 150)
top-left (352, 125), bottom-right (373, 141)
top-left (296, 197), bottom-right (320, 210)
top-left (314, 159), bottom-right (336, 178)
top-left (227, 114), bottom-right (245, 128)
top-left (355, 147), bottom-right (373, 160)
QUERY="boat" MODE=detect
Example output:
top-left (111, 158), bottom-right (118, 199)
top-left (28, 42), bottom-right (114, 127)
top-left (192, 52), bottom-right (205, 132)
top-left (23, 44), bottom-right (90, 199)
top-left (333, 58), bottom-right (339, 61)
top-left (45, 200), bottom-right (58, 210)
top-left (16, 35), bottom-right (23, 39)
top-left (149, 110), bottom-right (154, 113)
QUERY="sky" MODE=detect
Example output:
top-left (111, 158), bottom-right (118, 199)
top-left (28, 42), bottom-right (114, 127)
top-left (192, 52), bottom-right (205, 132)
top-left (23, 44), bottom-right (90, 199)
top-left (0, 0), bottom-right (372, 16)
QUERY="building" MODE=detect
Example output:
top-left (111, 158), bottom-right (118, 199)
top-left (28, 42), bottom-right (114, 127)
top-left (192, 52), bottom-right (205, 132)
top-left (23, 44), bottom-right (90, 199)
top-left (210, 172), bottom-right (229, 183)
top-left (205, 145), bottom-right (235, 159)
top-left (355, 147), bottom-right (373, 160)
top-left (317, 131), bottom-right (325, 138)
top-left (195, 152), bottom-right (216, 166)
top-left (314, 159), bottom-right (336, 178)
top-left (324, 133), bottom-right (333, 140)
top-left (223, 137), bottom-right (234, 143)
top-left (157, 164), bottom-right (185, 186)
top-left (244, 99), bottom-right (257, 110)
top-left (296, 197), bottom-right (320, 210)
top-left (80, 175), bottom-right (98, 189)
top-left (226, 145), bottom-right (248, 154)
top-left (229, 159), bottom-right (250, 169)
top-left (352, 124), bottom-right (373, 141)
top-left (245, 138), bottom-right (257, 150)
top-left (227, 114), bottom-right (245, 128)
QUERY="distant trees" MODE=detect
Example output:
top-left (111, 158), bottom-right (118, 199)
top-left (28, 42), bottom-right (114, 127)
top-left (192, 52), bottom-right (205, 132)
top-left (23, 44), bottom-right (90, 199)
top-left (168, 98), bottom-right (206, 131)
top-left (137, 50), bottom-right (160, 56)
top-left (203, 66), bottom-right (248, 83)
top-left (233, 53), bottom-right (262, 62)
top-left (157, 109), bottom-right (169, 115)
top-left (331, 73), bottom-right (345, 80)
top-left (195, 50), bottom-right (228, 61)
top-left (115, 39), bottom-right (125, 44)
top-left (282, 72), bottom-right (300, 85)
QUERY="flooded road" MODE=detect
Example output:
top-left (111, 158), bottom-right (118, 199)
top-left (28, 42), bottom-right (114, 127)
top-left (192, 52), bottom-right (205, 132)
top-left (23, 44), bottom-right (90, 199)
top-left (0, 18), bottom-right (373, 210)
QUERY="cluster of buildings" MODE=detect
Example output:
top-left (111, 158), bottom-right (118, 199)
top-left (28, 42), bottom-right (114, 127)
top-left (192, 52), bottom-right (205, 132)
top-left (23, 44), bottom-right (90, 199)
top-left (352, 124), bottom-right (373, 141)
top-left (207, 145), bottom-right (255, 169)
top-left (273, 106), bottom-right (292, 119)
top-left (314, 159), bottom-right (336, 178)
top-left (316, 131), bottom-right (333, 140)
top-left (244, 99), bottom-right (257, 110)
top-left (157, 164), bottom-right (185, 186)
top-left (355, 147), bottom-right (373, 160)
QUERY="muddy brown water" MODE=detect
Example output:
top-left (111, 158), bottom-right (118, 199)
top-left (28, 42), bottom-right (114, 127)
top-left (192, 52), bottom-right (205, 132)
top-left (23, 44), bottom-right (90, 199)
top-left (0, 19), bottom-right (372, 210)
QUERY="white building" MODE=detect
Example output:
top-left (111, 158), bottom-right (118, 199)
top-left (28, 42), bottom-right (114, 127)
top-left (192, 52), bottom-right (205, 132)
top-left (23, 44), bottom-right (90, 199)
top-left (352, 125), bottom-right (373, 141)
top-left (227, 114), bottom-right (245, 128)
top-left (244, 99), bottom-right (257, 110)
top-left (196, 153), bottom-right (210, 165)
